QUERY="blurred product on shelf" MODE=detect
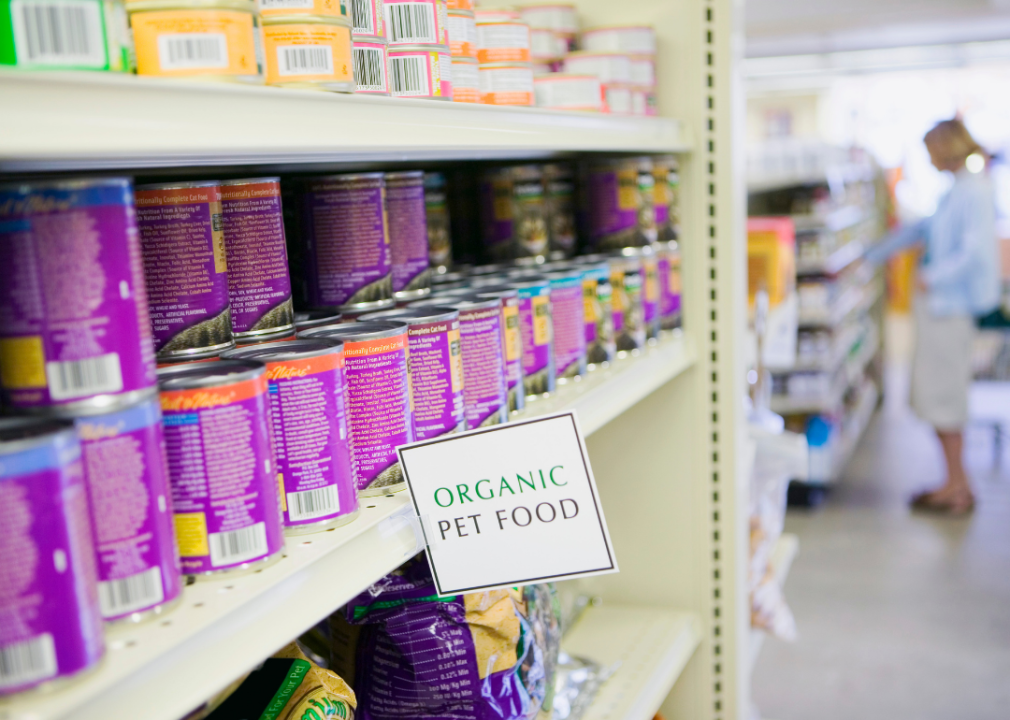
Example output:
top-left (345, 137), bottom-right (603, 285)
top-left (446, 0), bottom-right (471, 9)
top-left (450, 54), bottom-right (480, 100)
top-left (653, 155), bottom-right (680, 240)
top-left (473, 5), bottom-right (518, 23)
top-left (580, 25), bottom-right (655, 54)
top-left (350, 0), bottom-right (383, 37)
top-left (747, 217), bottom-right (796, 311)
top-left (547, 269), bottom-right (587, 380)
top-left (222, 338), bottom-right (360, 534)
top-left (478, 61), bottom-right (534, 105)
top-left (473, 286), bottom-right (526, 412)
top-left (639, 245), bottom-right (661, 340)
top-left (530, 28), bottom-right (568, 61)
top-left (657, 240), bottom-right (682, 330)
top-left (128, 0), bottom-right (264, 82)
top-left (0, 418), bottom-right (105, 696)
top-left (298, 321), bottom-right (412, 496)
top-left (293, 309), bottom-right (343, 332)
top-left (352, 35), bottom-right (389, 93)
top-left (512, 276), bottom-right (556, 397)
top-left (385, 171), bottom-right (432, 300)
top-left (0, 178), bottom-right (158, 413)
top-left (387, 44), bottom-right (453, 98)
top-left (441, 296), bottom-right (510, 427)
top-left (76, 396), bottom-right (183, 622)
top-left (261, 16), bottom-right (354, 89)
top-left (260, 0), bottom-right (347, 20)
top-left (447, 8), bottom-right (477, 58)
top-left (581, 156), bottom-right (657, 251)
top-left (475, 18), bottom-right (530, 63)
top-left (479, 165), bottom-right (549, 261)
top-left (544, 163), bottom-right (577, 257)
top-left (578, 259), bottom-right (616, 366)
top-left (609, 250), bottom-right (646, 353)
top-left (158, 359), bottom-right (285, 577)
top-left (424, 172), bottom-right (453, 272)
top-left (534, 73), bottom-right (602, 111)
top-left (383, 0), bottom-right (446, 46)
top-left (561, 51), bottom-right (629, 82)
top-left (1, 0), bottom-right (132, 71)
top-left (518, 3), bottom-right (578, 36)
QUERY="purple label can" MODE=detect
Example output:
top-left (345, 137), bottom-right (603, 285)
top-left (0, 178), bottom-right (158, 414)
top-left (609, 252), bottom-right (646, 353)
top-left (76, 396), bottom-right (183, 622)
top-left (473, 286), bottom-right (525, 413)
top-left (223, 340), bottom-right (359, 534)
top-left (358, 307), bottom-right (466, 440)
top-left (386, 172), bottom-right (432, 301)
top-left (0, 419), bottom-right (104, 695)
top-left (584, 157), bottom-right (656, 251)
top-left (220, 178), bottom-right (295, 340)
top-left (657, 240), bottom-right (682, 330)
top-left (299, 321), bottom-right (413, 497)
top-left (158, 360), bottom-right (285, 576)
top-left (135, 181), bottom-right (234, 360)
top-left (451, 297), bottom-right (509, 428)
top-left (513, 277), bottom-right (555, 397)
top-left (424, 172), bottom-right (453, 273)
top-left (479, 165), bottom-right (549, 262)
top-left (544, 163), bottom-right (576, 259)
top-left (640, 247), bottom-right (661, 340)
top-left (298, 173), bottom-right (393, 311)
top-left (578, 260), bottom-right (615, 366)
top-left (546, 271), bottom-right (587, 380)
top-left (653, 154), bottom-right (680, 242)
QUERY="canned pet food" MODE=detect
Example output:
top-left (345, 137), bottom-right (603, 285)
top-left (350, 0), bottom-right (383, 36)
top-left (473, 6), bottom-right (516, 22)
top-left (449, 297), bottom-right (508, 427)
top-left (447, 9), bottom-right (475, 57)
top-left (479, 165), bottom-right (548, 261)
top-left (446, 0), bottom-right (470, 9)
top-left (544, 163), bottom-right (576, 258)
top-left (578, 260), bottom-right (615, 366)
top-left (77, 396), bottom-right (182, 622)
top-left (517, 3), bottom-right (576, 32)
top-left (653, 154), bottom-right (680, 241)
top-left (386, 171), bottom-right (431, 301)
top-left (609, 251), bottom-right (645, 353)
top-left (512, 277), bottom-right (554, 397)
top-left (159, 359), bottom-right (285, 576)
top-left (583, 157), bottom-right (656, 251)
top-left (450, 55), bottom-right (479, 101)
top-left (639, 245), bottom-right (660, 340)
top-left (297, 173), bottom-right (392, 311)
top-left (220, 178), bottom-right (295, 341)
top-left (387, 45), bottom-right (452, 98)
top-left (128, 0), bottom-right (264, 83)
top-left (546, 270), bottom-right (585, 380)
top-left (529, 28), bottom-right (566, 60)
top-left (0, 178), bottom-right (157, 414)
top-left (136, 181), bottom-right (234, 359)
top-left (478, 62), bottom-right (533, 105)
top-left (353, 35), bottom-right (388, 92)
top-left (657, 240), bottom-right (681, 330)
top-left (604, 82), bottom-right (632, 114)
top-left (534, 73), bottom-right (601, 111)
top-left (262, 17), bottom-right (354, 90)
top-left (629, 54), bottom-right (654, 87)
top-left (358, 307), bottom-right (465, 439)
top-left (1, 0), bottom-right (131, 71)
top-left (562, 51), bottom-right (630, 83)
top-left (383, 0), bottom-right (445, 45)
top-left (259, 0), bottom-right (347, 19)
top-left (474, 20), bottom-right (528, 64)
top-left (234, 328), bottom-right (297, 346)
top-left (223, 339), bottom-right (358, 533)
top-left (424, 172), bottom-right (453, 272)
top-left (0, 418), bottom-right (103, 695)
top-left (293, 309), bottom-right (343, 332)
top-left (472, 286), bottom-right (524, 413)
top-left (298, 321), bottom-right (412, 496)
top-left (581, 24), bottom-right (655, 54)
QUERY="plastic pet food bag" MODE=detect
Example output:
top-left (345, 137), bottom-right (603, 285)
top-left (334, 556), bottom-right (561, 720)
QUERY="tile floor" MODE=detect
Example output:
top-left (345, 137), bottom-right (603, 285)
top-left (751, 326), bottom-right (1010, 719)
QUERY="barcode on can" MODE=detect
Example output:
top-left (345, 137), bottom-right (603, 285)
top-left (45, 353), bottom-right (123, 401)
top-left (98, 567), bottom-right (165, 618)
top-left (353, 46), bottom-right (385, 91)
top-left (277, 45), bottom-right (334, 76)
top-left (157, 33), bottom-right (228, 70)
top-left (0, 634), bottom-right (57, 690)
top-left (386, 2), bottom-right (436, 43)
top-left (351, 0), bottom-right (373, 34)
top-left (260, 0), bottom-right (314, 7)
top-left (287, 485), bottom-right (340, 522)
top-left (10, 0), bottom-right (106, 67)
top-left (388, 55), bottom-right (429, 95)
top-left (209, 522), bottom-right (269, 567)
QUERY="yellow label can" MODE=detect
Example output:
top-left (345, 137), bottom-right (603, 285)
top-left (262, 17), bottom-right (353, 89)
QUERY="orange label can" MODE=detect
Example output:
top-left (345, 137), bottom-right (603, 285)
top-left (450, 56), bottom-right (479, 102)
top-left (474, 20), bottom-right (529, 63)
top-left (258, 0), bottom-right (348, 19)
top-left (446, 0), bottom-right (471, 9)
top-left (262, 18), bottom-right (354, 89)
top-left (447, 9), bottom-right (475, 59)
top-left (478, 63), bottom-right (533, 105)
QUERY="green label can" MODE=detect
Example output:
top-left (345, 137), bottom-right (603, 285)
top-left (0, 0), bottom-right (130, 71)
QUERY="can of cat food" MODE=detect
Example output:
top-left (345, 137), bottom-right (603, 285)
top-left (447, 8), bottom-right (475, 58)
top-left (446, 0), bottom-right (471, 9)
top-left (533, 73), bottom-right (602, 110)
top-left (387, 44), bottom-right (452, 98)
top-left (510, 277), bottom-right (553, 397)
top-left (222, 339), bottom-right (359, 534)
top-left (479, 165), bottom-right (548, 262)
top-left (297, 173), bottom-right (392, 311)
top-left (128, 0), bottom-right (264, 83)
top-left (158, 359), bottom-right (284, 576)
top-left (653, 154), bottom-right (679, 241)
top-left (529, 29), bottom-right (566, 60)
top-left (447, 297), bottom-right (508, 427)
top-left (0, 418), bottom-right (103, 696)
top-left (604, 82), bottom-right (633, 114)
top-left (298, 321), bottom-right (412, 496)
top-left (220, 178), bottom-right (295, 341)
top-left (386, 171), bottom-right (431, 301)
top-left (76, 396), bottom-right (182, 623)
top-left (628, 54), bottom-right (654, 87)
top-left (0, 178), bottom-right (158, 414)
top-left (294, 309), bottom-right (343, 333)
top-left (262, 17), bottom-right (354, 90)
top-left (577, 259), bottom-right (614, 367)
top-left (475, 20), bottom-right (529, 63)
top-left (581, 24), bottom-right (655, 54)
top-left (350, 0), bottom-right (383, 36)
top-left (478, 62), bottom-right (533, 105)
top-left (135, 181), bottom-right (234, 360)
top-left (234, 328), bottom-right (298, 347)
top-left (353, 35), bottom-right (388, 93)
top-left (562, 51), bottom-right (630, 83)
top-left (0, 0), bottom-right (132, 71)
top-left (260, 0), bottom-right (347, 19)
top-left (358, 307), bottom-right (465, 439)
top-left (472, 286), bottom-right (524, 413)
top-left (582, 157), bottom-right (656, 251)
top-left (450, 55), bottom-right (479, 101)
top-left (609, 250), bottom-right (645, 353)
top-left (517, 3), bottom-right (576, 33)
top-left (543, 163), bottom-right (576, 259)
top-left (545, 270), bottom-right (585, 380)
top-left (473, 6), bottom-right (516, 22)
top-left (657, 240), bottom-right (681, 330)
top-left (424, 172), bottom-right (453, 272)
top-left (639, 245), bottom-right (660, 340)
top-left (383, 0), bottom-right (446, 46)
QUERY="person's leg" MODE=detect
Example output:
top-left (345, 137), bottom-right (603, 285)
top-left (935, 429), bottom-right (972, 500)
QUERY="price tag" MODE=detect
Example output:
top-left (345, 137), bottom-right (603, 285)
top-left (397, 411), bottom-right (618, 595)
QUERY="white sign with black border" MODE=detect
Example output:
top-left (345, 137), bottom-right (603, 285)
top-left (397, 411), bottom-right (618, 595)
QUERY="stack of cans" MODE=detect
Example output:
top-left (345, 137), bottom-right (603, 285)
top-left (351, 0), bottom-right (390, 94)
top-left (563, 50), bottom-right (632, 114)
top-left (383, 0), bottom-right (453, 100)
top-left (446, 0), bottom-right (479, 102)
top-left (475, 7), bottom-right (533, 106)
top-left (575, 24), bottom-right (657, 115)
top-left (258, 0), bottom-right (355, 91)
top-left (518, 3), bottom-right (577, 74)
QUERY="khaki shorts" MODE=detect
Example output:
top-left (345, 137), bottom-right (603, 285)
top-left (911, 299), bottom-right (974, 430)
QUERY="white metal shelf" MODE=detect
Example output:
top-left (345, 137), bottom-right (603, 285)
top-left (0, 70), bottom-right (689, 172)
top-left (563, 605), bottom-right (702, 720)
top-left (0, 333), bottom-right (696, 720)
top-left (748, 534), bottom-right (799, 673)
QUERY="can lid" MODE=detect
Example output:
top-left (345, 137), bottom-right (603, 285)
top-left (359, 306), bottom-right (459, 323)
top-left (301, 320), bottom-right (408, 342)
top-left (564, 50), bottom-right (632, 59)
top-left (445, 296), bottom-right (502, 312)
top-left (353, 35), bottom-right (389, 44)
top-left (451, 55), bottom-right (480, 65)
top-left (304, 172), bottom-right (385, 186)
top-left (0, 176), bottom-right (132, 194)
top-left (384, 170), bottom-right (425, 183)
top-left (534, 73), bottom-right (598, 83)
top-left (294, 309), bottom-right (344, 331)
top-left (219, 177), bottom-right (281, 186)
top-left (136, 179), bottom-right (221, 191)
top-left (469, 263), bottom-right (516, 277)
top-left (223, 338), bottom-right (343, 363)
top-left (263, 14), bottom-right (352, 26)
top-left (474, 285), bottom-right (519, 299)
top-left (126, 0), bottom-right (256, 12)
top-left (388, 44), bottom-right (452, 53)
top-left (0, 417), bottom-right (76, 454)
top-left (158, 359), bottom-right (265, 390)
top-left (448, 8), bottom-right (475, 17)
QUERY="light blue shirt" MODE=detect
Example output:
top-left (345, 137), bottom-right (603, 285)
top-left (866, 169), bottom-right (1000, 316)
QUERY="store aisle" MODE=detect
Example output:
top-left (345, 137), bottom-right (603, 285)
top-left (752, 361), bottom-right (1010, 718)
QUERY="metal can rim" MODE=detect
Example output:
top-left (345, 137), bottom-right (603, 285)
top-left (384, 170), bottom-right (425, 183)
top-left (222, 338), bottom-right (344, 363)
top-left (358, 307), bottom-right (460, 324)
top-left (388, 44), bottom-right (452, 53)
top-left (353, 34), bottom-right (388, 44)
top-left (0, 418), bottom-right (77, 456)
top-left (136, 180), bottom-right (222, 191)
top-left (219, 176), bottom-right (282, 186)
top-left (157, 358), bottom-right (265, 390)
top-left (301, 320), bottom-right (409, 342)
top-left (262, 14), bottom-right (352, 26)
top-left (126, 0), bottom-right (256, 13)
top-left (0, 176), bottom-right (132, 194)
top-left (303, 172), bottom-right (385, 185)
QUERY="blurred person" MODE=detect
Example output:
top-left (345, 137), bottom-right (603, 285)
top-left (868, 118), bottom-right (1000, 515)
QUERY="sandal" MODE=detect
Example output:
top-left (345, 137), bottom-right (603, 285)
top-left (910, 491), bottom-right (976, 516)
